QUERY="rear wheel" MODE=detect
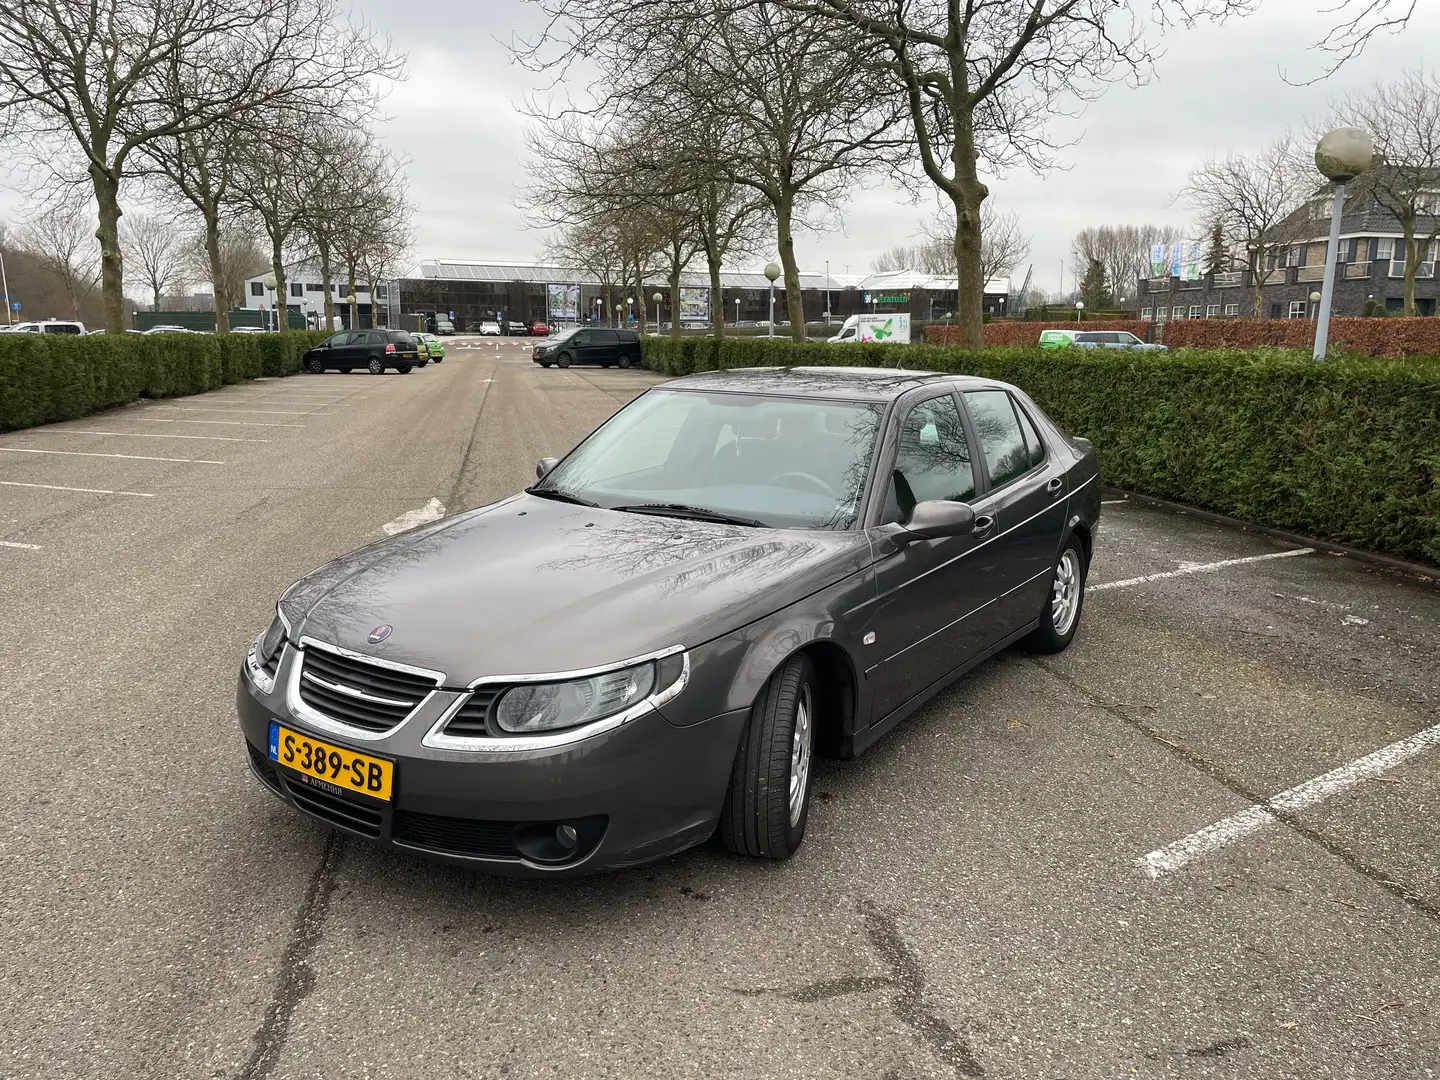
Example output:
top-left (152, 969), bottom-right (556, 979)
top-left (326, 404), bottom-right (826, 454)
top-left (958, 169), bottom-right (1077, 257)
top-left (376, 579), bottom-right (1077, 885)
top-left (339, 367), bottom-right (353, 374)
top-left (556, 352), bottom-right (572, 369)
top-left (618, 355), bottom-right (632, 369)
top-left (719, 652), bottom-right (817, 860)
top-left (539, 362), bottom-right (552, 368)
top-left (1023, 536), bottom-right (1087, 653)
top-left (304, 356), bottom-right (324, 374)
top-left (416, 357), bottom-right (428, 367)
top-left (368, 356), bottom-right (385, 375)
top-left (398, 363), bottom-right (413, 374)
top-left (432, 356), bottom-right (442, 363)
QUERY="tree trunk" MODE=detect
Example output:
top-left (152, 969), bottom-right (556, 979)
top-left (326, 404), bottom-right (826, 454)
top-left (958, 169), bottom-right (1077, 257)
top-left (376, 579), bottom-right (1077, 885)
top-left (1250, 252), bottom-right (1264, 319)
top-left (152, 284), bottom-right (161, 311)
top-left (604, 284), bottom-right (613, 327)
top-left (271, 249), bottom-right (287, 333)
top-left (205, 212), bottom-right (229, 334)
top-left (669, 268), bottom-right (682, 340)
top-left (91, 165), bottom-right (127, 333)
top-left (319, 240), bottom-right (335, 331)
top-left (707, 250), bottom-right (725, 340)
top-left (1403, 232), bottom-right (1417, 316)
top-left (948, 115), bottom-right (987, 348)
top-left (635, 263), bottom-right (646, 332)
top-left (775, 194), bottom-right (806, 342)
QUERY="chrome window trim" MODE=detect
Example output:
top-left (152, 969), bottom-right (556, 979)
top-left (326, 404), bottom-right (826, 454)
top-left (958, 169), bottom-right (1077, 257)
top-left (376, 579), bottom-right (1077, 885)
top-left (423, 645), bottom-right (690, 753)
top-left (287, 636), bottom-right (446, 742)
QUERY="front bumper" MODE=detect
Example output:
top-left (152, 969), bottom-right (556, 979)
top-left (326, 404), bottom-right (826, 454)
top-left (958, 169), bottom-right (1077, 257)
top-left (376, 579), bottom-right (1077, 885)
top-left (237, 661), bottom-right (747, 877)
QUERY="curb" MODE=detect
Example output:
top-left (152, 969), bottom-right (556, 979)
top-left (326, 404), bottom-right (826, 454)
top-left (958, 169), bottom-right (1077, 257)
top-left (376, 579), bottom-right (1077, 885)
top-left (1100, 487), bottom-right (1438, 584)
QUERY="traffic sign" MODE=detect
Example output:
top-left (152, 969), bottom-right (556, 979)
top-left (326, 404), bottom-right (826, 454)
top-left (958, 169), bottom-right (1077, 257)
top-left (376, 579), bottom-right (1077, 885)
top-left (11, 302), bottom-right (19, 311)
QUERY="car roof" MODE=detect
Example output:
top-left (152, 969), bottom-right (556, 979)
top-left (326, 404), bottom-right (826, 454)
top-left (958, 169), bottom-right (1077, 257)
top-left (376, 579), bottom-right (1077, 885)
top-left (659, 366), bottom-right (1005, 402)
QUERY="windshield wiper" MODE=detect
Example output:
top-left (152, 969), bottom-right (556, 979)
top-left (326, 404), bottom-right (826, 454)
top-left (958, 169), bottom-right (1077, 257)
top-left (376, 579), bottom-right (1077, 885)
top-left (612, 503), bottom-right (769, 528)
top-left (526, 487), bottom-right (599, 507)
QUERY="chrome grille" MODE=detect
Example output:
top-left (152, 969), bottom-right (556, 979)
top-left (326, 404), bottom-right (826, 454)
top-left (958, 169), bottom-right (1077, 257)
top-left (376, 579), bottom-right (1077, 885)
top-left (440, 687), bottom-right (504, 738)
top-left (297, 644), bottom-right (439, 733)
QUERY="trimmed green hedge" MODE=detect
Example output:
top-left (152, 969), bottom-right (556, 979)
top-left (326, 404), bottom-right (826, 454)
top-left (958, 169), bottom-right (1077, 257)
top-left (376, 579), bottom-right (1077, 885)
top-left (0, 331), bottom-right (330, 432)
top-left (641, 338), bottom-right (1440, 564)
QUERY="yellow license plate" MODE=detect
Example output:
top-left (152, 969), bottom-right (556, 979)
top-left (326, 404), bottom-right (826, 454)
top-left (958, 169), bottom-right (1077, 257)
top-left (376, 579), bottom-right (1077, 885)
top-left (268, 722), bottom-right (394, 801)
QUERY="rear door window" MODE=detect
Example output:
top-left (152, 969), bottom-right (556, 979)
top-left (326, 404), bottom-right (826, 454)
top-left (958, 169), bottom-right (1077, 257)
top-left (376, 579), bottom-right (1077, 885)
top-left (963, 390), bottom-right (1032, 489)
top-left (594, 330), bottom-right (619, 346)
top-left (1011, 397), bottom-right (1046, 469)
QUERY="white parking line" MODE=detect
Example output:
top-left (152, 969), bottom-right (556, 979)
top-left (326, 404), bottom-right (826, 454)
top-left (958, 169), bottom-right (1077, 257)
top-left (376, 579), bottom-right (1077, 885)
top-left (0, 447), bottom-right (223, 464)
top-left (138, 418), bottom-right (304, 428)
top-left (381, 498), bottom-right (446, 536)
top-left (1138, 721), bottom-right (1440, 878)
top-left (1101, 499), bottom-right (1127, 505)
top-left (40, 430), bottom-right (270, 443)
top-left (1090, 548), bottom-right (1313, 591)
top-left (148, 407), bottom-right (308, 416)
top-left (0, 480), bottom-right (155, 497)
top-left (1, 540), bottom-right (42, 550)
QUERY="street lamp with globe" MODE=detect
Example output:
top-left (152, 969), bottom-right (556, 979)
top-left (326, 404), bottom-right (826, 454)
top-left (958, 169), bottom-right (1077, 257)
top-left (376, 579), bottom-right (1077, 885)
top-left (1310, 290), bottom-right (1323, 321)
top-left (734, 297), bottom-right (741, 328)
top-left (764, 261), bottom-right (781, 338)
top-left (652, 291), bottom-right (663, 331)
top-left (345, 291), bottom-right (357, 330)
top-left (1075, 300), bottom-right (1084, 324)
top-left (627, 296), bottom-right (634, 327)
top-left (1312, 127), bottom-right (1374, 359)
top-left (263, 274), bottom-right (277, 331)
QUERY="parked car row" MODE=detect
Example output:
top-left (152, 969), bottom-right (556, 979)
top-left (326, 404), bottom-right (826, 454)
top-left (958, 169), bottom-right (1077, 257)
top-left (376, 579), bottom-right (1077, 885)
top-left (477, 320), bottom-right (550, 337)
top-left (301, 329), bottom-right (442, 374)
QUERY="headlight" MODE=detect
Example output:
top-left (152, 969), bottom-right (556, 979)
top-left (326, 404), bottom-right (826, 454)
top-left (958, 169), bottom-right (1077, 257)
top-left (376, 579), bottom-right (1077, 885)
top-left (256, 613), bottom-right (286, 666)
top-left (495, 661), bottom-right (658, 733)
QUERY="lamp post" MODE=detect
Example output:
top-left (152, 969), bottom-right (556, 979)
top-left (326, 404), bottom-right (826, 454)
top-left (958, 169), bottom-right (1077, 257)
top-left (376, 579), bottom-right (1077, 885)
top-left (734, 298), bottom-right (741, 327)
top-left (825, 259), bottom-right (831, 325)
top-left (764, 261), bottom-right (781, 338)
top-left (652, 291), bottom-right (663, 331)
top-left (345, 291), bottom-right (357, 331)
top-left (1310, 290), bottom-right (1323, 320)
top-left (614, 302), bottom-right (622, 327)
top-left (627, 296), bottom-right (634, 327)
top-left (1075, 300), bottom-right (1084, 323)
top-left (263, 274), bottom-right (277, 331)
top-left (594, 297), bottom-right (601, 325)
top-left (1312, 126), bottom-right (1374, 360)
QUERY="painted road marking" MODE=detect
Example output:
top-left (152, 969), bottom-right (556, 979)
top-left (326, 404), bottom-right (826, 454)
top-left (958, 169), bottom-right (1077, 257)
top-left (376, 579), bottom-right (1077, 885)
top-left (41, 430), bottom-right (270, 443)
top-left (1101, 499), bottom-right (1128, 505)
top-left (1090, 548), bottom-right (1313, 592)
top-left (0, 447), bottom-right (223, 464)
top-left (0, 540), bottom-right (42, 550)
top-left (0, 480), bottom-right (155, 497)
top-left (382, 498), bottom-right (446, 536)
top-left (148, 407), bottom-right (308, 416)
top-left (1138, 721), bottom-right (1440, 878)
top-left (138, 418), bottom-right (303, 428)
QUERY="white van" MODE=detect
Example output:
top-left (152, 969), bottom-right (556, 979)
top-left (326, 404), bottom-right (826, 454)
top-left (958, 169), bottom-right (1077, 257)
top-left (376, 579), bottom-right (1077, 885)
top-left (1, 319), bottom-right (86, 334)
top-left (826, 313), bottom-right (911, 344)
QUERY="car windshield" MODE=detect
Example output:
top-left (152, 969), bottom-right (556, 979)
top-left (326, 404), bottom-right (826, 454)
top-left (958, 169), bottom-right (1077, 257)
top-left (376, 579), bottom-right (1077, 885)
top-left (534, 389), bottom-right (885, 530)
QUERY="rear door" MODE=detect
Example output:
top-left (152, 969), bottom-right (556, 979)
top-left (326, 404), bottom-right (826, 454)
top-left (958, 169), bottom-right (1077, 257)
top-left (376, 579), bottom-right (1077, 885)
top-left (960, 389), bottom-right (1066, 634)
top-left (588, 329), bottom-right (619, 364)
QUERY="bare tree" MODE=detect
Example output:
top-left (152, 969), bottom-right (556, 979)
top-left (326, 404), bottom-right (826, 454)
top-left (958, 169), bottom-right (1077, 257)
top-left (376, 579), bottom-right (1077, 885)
top-left (233, 117), bottom-right (319, 331)
top-left (763, 0), bottom-right (1244, 346)
top-left (1329, 69), bottom-right (1440, 316)
top-left (1182, 136), bottom-right (1308, 317)
top-left (923, 203), bottom-right (1031, 284)
top-left (0, 0), bottom-right (402, 332)
top-left (16, 202), bottom-right (99, 318)
top-left (184, 227), bottom-right (268, 313)
top-left (121, 213), bottom-right (188, 310)
top-left (1070, 224), bottom-right (1181, 303)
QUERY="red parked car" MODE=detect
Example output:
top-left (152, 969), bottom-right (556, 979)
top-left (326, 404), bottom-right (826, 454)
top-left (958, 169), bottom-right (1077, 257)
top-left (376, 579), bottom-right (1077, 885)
top-left (528, 321), bottom-right (550, 336)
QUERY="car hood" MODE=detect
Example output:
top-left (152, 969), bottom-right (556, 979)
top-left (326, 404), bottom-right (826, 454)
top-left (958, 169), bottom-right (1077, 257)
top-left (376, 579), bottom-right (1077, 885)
top-left (280, 494), bottom-right (874, 684)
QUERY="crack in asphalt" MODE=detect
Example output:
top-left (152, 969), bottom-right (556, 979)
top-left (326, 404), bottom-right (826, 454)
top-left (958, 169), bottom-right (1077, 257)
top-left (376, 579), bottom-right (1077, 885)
top-left (236, 832), bottom-right (343, 1080)
top-left (444, 355), bottom-right (500, 514)
top-left (1033, 658), bottom-right (1440, 924)
top-left (730, 901), bottom-right (984, 1077)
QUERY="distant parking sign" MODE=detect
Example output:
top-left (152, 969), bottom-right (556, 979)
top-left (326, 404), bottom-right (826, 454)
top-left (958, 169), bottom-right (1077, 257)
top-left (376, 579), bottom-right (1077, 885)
top-left (11, 302), bottom-right (18, 311)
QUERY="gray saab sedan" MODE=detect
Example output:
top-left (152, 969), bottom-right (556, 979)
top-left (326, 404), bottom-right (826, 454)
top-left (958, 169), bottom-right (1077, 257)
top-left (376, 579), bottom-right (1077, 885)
top-left (238, 367), bottom-right (1100, 875)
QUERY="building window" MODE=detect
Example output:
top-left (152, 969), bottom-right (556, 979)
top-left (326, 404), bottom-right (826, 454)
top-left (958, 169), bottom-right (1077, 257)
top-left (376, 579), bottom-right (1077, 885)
top-left (1270, 302), bottom-right (1282, 318)
top-left (1288, 300), bottom-right (1307, 319)
top-left (1377, 238), bottom-right (1395, 261)
top-left (1171, 307), bottom-right (1186, 320)
top-left (1156, 307), bottom-right (1167, 320)
top-left (1206, 304), bottom-right (1219, 317)
top-left (1287, 246), bottom-right (1304, 267)
top-left (1141, 307), bottom-right (1153, 321)
top-left (305, 283), bottom-right (322, 292)
top-left (290, 283), bottom-right (303, 297)
top-left (1225, 303), bottom-right (1240, 316)
top-left (375, 285), bottom-right (388, 300)
top-left (1189, 305), bottom-right (1202, 318)
top-left (250, 281), bottom-right (264, 297)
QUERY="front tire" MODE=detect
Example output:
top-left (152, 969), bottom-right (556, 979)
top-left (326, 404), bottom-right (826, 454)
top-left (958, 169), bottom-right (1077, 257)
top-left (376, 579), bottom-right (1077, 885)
top-left (368, 357), bottom-right (385, 375)
top-left (304, 356), bottom-right (324, 374)
top-left (556, 352), bottom-right (572, 369)
top-left (1023, 536), bottom-right (1087, 653)
top-left (720, 652), bottom-right (817, 860)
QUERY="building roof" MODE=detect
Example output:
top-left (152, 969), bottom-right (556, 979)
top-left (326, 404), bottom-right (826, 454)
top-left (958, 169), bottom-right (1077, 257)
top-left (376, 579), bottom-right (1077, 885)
top-left (398, 259), bottom-right (1010, 295)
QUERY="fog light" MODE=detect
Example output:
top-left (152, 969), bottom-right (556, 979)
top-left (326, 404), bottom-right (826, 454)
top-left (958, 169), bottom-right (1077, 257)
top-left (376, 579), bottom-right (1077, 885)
top-left (556, 824), bottom-right (578, 849)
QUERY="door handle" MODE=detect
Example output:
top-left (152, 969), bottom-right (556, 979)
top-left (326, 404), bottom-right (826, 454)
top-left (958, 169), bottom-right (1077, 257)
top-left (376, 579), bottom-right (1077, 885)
top-left (971, 514), bottom-right (995, 538)
top-left (1046, 476), bottom-right (1064, 497)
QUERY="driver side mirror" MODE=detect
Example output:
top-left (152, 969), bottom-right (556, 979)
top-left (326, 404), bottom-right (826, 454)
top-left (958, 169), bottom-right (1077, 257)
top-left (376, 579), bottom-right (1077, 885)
top-left (898, 500), bottom-right (975, 544)
top-left (535, 457), bottom-right (559, 480)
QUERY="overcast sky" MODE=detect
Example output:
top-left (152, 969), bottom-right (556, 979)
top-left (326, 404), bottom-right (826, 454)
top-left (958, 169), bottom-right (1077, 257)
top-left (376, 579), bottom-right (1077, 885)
top-left (5, 0), bottom-right (1437, 298)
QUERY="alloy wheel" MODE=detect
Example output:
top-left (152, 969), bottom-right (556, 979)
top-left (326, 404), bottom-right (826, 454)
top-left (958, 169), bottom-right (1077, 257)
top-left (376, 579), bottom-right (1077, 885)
top-left (1052, 549), bottom-right (1081, 635)
top-left (789, 685), bottom-right (814, 827)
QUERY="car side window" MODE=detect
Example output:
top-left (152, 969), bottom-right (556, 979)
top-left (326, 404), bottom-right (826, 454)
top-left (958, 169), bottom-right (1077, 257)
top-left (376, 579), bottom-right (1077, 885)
top-left (324, 333), bottom-right (349, 347)
top-left (885, 394), bottom-right (976, 523)
top-left (1011, 396), bottom-right (1046, 469)
top-left (1120, 332), bottom-right (1142, 345)
top-left (963, 390), bottom-right (1032, 488)
top-left (595, 330), bottom-right (619, 345)
top-left (572, 331), bottom-right (591, 345)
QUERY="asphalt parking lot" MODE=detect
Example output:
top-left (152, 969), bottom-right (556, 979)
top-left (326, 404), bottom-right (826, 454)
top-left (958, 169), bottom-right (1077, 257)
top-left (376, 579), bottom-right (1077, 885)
top-left (2, 335), bottom-right (1437, 1080)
